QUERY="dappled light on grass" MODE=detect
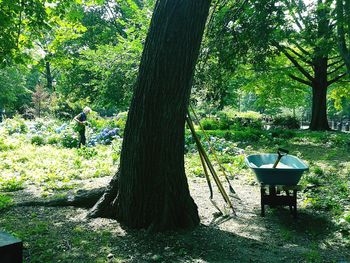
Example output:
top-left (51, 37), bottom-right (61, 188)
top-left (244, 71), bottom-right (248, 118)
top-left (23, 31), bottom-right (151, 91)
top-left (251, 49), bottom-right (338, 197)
top-left (0, 117), bottom-right (349, 261)
top-left (0, 131), bottom-right (118, 198)
top-left (2, 205), bottom-right (348, 262)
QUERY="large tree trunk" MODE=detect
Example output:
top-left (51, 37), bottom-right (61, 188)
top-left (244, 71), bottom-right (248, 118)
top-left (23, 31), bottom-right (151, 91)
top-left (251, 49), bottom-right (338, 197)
top-left (309, 83), bottom-right (330, 130)
top-left (45, 60), bottom-right (53, 92)
top-left (88, 0), bottom-right (211, 231)
top-left (309, 56), bottom-right (330, 131)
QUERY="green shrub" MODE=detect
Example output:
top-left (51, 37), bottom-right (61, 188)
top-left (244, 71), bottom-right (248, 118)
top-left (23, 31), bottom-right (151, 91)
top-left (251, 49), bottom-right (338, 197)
top-left (0, 194), bottom-right (13, 210)
top-left (115, 111), bottom-right (128, 131)
top-left (4, 116), bottom-right (28, 134)
top-left (47, 135), bottom-right (59, 145)
top-left (218, 108), bottom-right (263, 130)
top-left (77, 147), bottom-right (98, 159)
top-left (328, 133), bottom-right (348, 146)
top-left (272, 116), bottom-right (300, 129)
top-left (198, 128), bottom-right (264, 142)
top-left (270, 129), bottom-right (296, 139)
top-left (200, 118), bottom-right (220, 130)
top-left (313, 166), bottom-right (324, 176)
top-left (31, 135), bottom-right (46, 146)
top-left (218, 115), bottom-right (233, 130)
top-left (51, 97), bottom-right (88, 120)
top-left (303, 174), bottom-right (322, 186)
top-left (0, 139), bottom-right (9, 151)
top-left (89, 114), bottom-right (112, 131)
top-left (61, 133), bottom-right (79, 148)
top-left (116, 118), bottom-right (126, 131)
top-left (230, 129), bottom-right (262, 141)
top-left (0, 178), bottom-right (24, 192)
top-left (34, 120), bottom-right (45, 131)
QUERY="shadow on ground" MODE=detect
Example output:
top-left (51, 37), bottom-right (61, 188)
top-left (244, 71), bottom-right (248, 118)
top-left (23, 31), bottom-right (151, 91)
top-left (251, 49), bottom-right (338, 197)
top-left (0, 205), bottom-right (349, 263)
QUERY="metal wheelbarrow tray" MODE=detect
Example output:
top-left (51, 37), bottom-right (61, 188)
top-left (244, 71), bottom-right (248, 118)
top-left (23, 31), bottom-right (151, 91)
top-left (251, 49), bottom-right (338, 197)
top-left (245, 154), bottom-right (309, 186)
top-left (245, 153), bottom-right (309, 218)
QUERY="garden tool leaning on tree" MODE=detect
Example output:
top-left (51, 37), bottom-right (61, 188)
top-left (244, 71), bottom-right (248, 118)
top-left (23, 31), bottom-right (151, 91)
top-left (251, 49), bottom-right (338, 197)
top-left (186, 107), bottom-right (237, 216)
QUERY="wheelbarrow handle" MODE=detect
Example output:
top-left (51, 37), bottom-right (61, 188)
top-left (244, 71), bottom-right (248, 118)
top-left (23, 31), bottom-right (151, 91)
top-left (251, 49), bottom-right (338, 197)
top-left (277, 148), bottom-right (289, 156)
top-left (273, 148), bottom-right (289, 168)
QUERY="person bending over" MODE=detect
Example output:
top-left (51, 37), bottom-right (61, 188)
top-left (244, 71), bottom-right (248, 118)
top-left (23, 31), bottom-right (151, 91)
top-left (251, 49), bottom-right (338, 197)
top-left (74, 106), bottom-right (91, 147)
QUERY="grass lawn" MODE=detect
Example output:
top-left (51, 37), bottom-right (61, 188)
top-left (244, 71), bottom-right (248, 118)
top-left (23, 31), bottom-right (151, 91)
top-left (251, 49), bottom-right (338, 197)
top-left (0, 120), bottom-right (349, 262)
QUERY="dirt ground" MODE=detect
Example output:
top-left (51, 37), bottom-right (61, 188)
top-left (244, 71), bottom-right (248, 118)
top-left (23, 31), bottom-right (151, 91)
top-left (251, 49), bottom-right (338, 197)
top-left (1, 175), bottom-right (349, 263)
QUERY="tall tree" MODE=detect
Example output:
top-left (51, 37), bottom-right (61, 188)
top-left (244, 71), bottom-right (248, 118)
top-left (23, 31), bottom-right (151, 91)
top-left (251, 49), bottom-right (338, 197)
top-left (275, 0), bottom-right (347, 130)
top-left (336, 0), bottom-right (350, 73)
top-left (88, 0), bottom-right (211, 231)
top-left (0, 0), bottom-right (47, 64)
top-left (202, 0), bottom-right (348, 130)
top-left (57, 0), bottom-right (153, 112)
top-left (0, 66), bottom-right (30, 112)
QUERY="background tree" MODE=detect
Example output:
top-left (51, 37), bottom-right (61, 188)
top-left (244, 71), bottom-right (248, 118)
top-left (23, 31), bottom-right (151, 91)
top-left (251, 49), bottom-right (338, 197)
top-left (89, 0), bottom-right (212, 231)
top-left (199, 0), bottom-right (348, 130)
top-left (55, 0), bottom-right (153, 113)
top-left (336, 0), bottom-right (350, 73)
top-left (32, 84), bottom-right (49, 118)
top-left (0, 66), bottom-right (31, 113)
top-left (0, 0), bottom-right (46, 64)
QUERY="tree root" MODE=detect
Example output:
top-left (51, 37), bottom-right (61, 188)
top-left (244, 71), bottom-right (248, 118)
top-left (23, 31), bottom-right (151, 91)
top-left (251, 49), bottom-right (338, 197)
top-left (15, 188), bottom-right (106, 208)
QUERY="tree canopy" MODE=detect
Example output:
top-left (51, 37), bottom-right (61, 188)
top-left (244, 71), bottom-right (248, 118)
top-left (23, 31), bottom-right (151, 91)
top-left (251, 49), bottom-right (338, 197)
top-left (0, 0), bottom-right (349, 121)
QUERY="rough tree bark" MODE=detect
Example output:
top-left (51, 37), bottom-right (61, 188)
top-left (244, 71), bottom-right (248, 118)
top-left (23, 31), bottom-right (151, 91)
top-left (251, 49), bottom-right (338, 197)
top-left (45, 60), bottom-right (53, 92)
top-left (309, 57), bottom-right (330, 130)
top-left (88, 0), bottom-right (212, 231)
top-left (310, 83), bottom-right (329, 130)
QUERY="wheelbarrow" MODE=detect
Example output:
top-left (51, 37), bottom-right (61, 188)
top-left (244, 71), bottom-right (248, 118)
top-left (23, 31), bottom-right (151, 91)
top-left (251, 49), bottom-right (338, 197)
top-left (245, 151), bottom-right (309, 217)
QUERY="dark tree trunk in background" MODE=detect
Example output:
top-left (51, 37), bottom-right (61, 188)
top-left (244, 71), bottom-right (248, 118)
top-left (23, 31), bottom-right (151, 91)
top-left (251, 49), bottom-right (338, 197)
top-left (309, 57), bottom-right (330, 130)
top-left (310, 83), bottom-right (329, 130)
top-left (89, 0), bottom-right (211, 231)
top-left (45, 60), bottom-right (53, 92)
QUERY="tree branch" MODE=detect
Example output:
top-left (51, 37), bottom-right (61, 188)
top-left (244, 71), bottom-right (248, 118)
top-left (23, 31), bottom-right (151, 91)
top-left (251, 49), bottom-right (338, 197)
top-left (16, 0), bottom-right (24, 48)
top-left (288, 74), bottom-right (312, 86)
top-left (291, 0), bottom-right (307, 26)
top-left (275, 42), bottom-right (314, 82)
top-left (327, 73), bottom-right (347, 86)
top-left (286, 46), bottom-right (312, 65)
top-left (327, 63), bottom-right (345, 75)
top-left (289, 39), bottom-right (312, 57)
top-left (329, 55), bottom-right (341, 60)
top-left (284, 0), bottom-right (306, 31)
top-left (328, 58), bottom-right (344, 68)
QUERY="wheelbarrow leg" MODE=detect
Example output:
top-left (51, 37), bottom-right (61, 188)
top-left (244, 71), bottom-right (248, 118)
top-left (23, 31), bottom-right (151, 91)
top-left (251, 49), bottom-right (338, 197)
top-left (286, 190), bottom-right (293, 214)
top-left (269, 186), bottom-right (276, 208)
top-left (293, 189), bottom-right (297, 219)
top-left (260, 186), bottom-right (265, 217)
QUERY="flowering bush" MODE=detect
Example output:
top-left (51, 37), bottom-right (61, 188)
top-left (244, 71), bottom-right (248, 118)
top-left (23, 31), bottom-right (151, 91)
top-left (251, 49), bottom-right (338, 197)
top-left (4, 116), bottom-right (28, 134)
top-left (89, 127), bottom-right (120, 146)
top-left (2, 115), bottom-right (124, 149)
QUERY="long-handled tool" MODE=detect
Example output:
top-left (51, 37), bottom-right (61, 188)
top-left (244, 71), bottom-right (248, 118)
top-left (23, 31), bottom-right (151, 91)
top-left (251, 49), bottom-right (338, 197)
top-left (198, 149), bottom-right (224, 215)
top-left (273, 148), bottom-right (289, 168)
top-left (189, 104), bottom-right (237, 196)
top-left (186, 113), bottom-right (236, 216)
